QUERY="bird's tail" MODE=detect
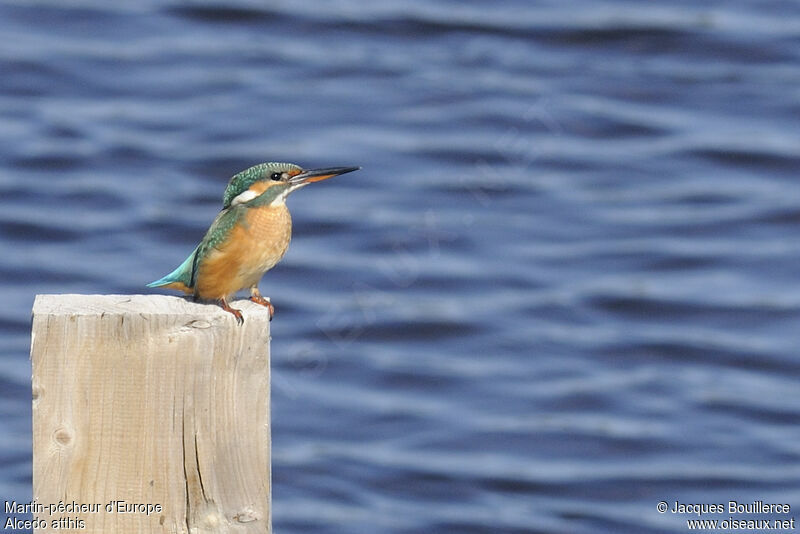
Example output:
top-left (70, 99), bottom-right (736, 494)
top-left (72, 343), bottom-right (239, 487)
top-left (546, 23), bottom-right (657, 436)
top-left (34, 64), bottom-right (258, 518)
top-left (146, 245), bottom-right (199, 294)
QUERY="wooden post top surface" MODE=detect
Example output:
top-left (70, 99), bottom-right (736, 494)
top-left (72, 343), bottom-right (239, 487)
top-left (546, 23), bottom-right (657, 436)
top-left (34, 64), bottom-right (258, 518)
top-left (33, 294), bottom-right (272, 321)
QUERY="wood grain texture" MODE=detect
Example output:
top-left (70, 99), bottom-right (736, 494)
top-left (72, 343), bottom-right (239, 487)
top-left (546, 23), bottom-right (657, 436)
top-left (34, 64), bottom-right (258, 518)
top-left (31, 294), bottom-right (271, 533)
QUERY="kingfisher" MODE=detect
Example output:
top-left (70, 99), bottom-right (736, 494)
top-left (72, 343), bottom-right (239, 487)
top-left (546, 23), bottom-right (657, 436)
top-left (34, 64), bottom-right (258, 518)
top-left (147, 162), bottom-right (359, 324)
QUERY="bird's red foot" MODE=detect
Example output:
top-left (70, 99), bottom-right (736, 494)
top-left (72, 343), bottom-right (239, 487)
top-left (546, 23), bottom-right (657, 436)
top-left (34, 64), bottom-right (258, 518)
top-left (250, 294), bottom-right (274, 321)
top-left (219, 299), bottom-right (244, 325)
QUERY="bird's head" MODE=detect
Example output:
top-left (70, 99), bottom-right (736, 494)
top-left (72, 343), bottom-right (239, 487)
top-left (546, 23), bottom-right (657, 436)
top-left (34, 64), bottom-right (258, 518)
top-left (222, 162), bottom-right (359, 209)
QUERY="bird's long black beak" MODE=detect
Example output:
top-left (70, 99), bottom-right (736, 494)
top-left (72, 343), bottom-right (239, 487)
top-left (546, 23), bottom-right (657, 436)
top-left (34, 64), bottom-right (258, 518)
top-left (290, 166), bottom-right (360, 184)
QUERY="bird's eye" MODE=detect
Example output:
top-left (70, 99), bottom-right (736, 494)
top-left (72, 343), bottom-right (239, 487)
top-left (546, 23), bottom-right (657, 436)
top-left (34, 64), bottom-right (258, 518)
top-left (270, 172), bottom-right (282, 181)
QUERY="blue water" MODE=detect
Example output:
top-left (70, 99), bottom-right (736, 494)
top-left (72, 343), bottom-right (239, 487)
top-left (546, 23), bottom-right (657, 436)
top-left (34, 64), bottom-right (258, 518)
top-left (2, 1), bottom-right (800, 532)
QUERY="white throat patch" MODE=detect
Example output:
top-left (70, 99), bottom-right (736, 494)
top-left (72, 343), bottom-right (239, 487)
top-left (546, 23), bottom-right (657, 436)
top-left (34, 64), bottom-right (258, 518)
top-left (269, 183), bottom-right (307, 207)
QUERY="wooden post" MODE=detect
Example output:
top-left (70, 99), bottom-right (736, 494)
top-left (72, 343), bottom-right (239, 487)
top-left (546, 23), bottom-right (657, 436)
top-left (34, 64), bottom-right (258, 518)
top-left (30, 294), bottom-right (272, 533)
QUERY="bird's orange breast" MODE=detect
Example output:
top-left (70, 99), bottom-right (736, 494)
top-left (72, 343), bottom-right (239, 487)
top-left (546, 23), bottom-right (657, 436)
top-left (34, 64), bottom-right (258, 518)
top-left (195, 205), bottom-right (292, 300)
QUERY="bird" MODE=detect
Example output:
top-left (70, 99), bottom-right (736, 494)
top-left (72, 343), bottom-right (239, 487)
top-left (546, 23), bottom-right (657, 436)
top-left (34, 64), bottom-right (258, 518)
top-left (147, 162), bottom-right (360, 324)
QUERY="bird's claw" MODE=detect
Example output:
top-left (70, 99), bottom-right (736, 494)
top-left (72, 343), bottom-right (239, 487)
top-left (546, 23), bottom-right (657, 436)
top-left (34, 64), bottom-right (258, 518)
top-left (250, 295), bottom-right (275, 321)
top-left (219, 299), bottom-right (244, 326)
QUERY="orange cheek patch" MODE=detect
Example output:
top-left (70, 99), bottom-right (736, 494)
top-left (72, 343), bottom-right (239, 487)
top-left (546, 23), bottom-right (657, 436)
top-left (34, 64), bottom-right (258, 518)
top-left (249, 181), bottom-right (272, 195)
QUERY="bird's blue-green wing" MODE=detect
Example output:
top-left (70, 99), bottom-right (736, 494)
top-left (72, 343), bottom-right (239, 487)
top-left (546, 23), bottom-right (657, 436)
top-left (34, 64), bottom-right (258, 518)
top-left (146, 244), bottom-right (200, 290)
top-left (193, 206), bottom-right (243, 262)
top-left (147, 205), bottom-right (246, 291)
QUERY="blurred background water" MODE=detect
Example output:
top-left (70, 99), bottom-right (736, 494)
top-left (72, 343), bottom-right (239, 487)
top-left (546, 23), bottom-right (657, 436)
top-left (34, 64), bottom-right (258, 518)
top-left (2, 0), bottom-right (800, 532)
